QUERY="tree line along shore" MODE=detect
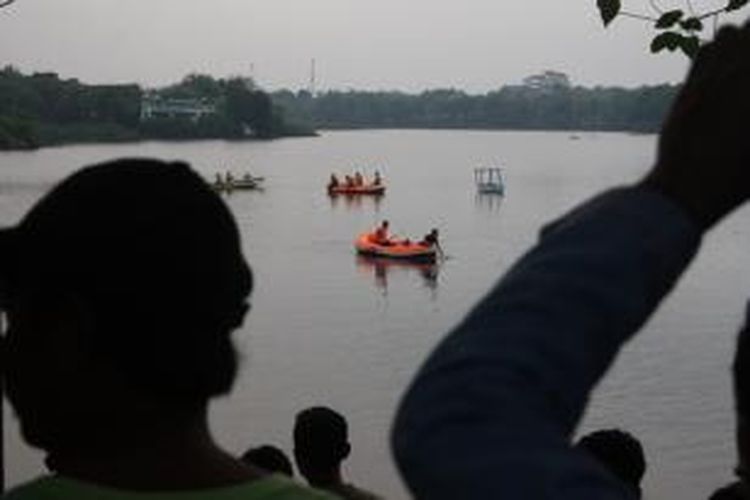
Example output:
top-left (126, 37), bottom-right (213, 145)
top-left (0, 68), bottom-right (315, 151)
top-left (0, 68), bottom-right (678, 151)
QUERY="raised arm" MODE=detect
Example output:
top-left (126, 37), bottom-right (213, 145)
top-left (392, 22), bottom-right (750, 500)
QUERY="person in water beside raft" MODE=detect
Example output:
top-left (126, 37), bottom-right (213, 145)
top-left (420, 228), bottom-right (443, 256)
top-left (328, 173), bottom-right (339, 190)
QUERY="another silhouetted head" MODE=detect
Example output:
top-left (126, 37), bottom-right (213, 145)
top-left (0, 158), bottom-right (252, 456)
top-left (734, 309), bottom-right (750, 486)
top-left (293, 406), bottom-right (351, 486)
top-left (575, 429), bottom-right (646, 497)
top-left (708, 482), bottom-right (746, 500)
top-left (241, 445), bottom-right (294, 477)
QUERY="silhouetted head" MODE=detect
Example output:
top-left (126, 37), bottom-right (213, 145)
top-left (708, 482), bottom-right (746, 500)
top-left (381, 220), bottom-right (389, 229)
top-left (0, 158), bottom-right (252, 454)
top-left (575, 429), bottom-right (645, 497)
top-left (734, 313), bottom-right (750, 486)
top-left (241, 445), bottom-right (294, 477)
top-left (293, 406), bottom-right (350, 484)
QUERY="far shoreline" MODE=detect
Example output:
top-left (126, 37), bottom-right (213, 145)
top-left (0, 127), bottom-right (662, 153)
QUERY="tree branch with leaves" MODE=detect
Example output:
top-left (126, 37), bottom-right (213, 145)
top-left (597, 0), bottom-right (749, 57)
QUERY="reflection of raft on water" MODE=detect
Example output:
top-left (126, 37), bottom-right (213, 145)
top-left (328, 184), bottom-right (385, 196)
top-left (356, 254), bottom-right (439, 291)
top-left (356, 254), bottom-right (437, 272)
top-left (354, 233), bottom-right (437, 263)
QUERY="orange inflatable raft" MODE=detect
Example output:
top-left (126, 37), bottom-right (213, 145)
top-left (328, 184), bottom-right (385, 196)
top-left (355, 233), bottom-right (437, 262)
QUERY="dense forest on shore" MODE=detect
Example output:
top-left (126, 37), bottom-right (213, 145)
top-left (273, 71), bottom-right (678, 133)
top-left (0, 67), bottom-right (312, 150)
top-left (1, 68), bottom-right (679, 150)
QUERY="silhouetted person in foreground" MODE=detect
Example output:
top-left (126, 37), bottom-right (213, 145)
top-left (294, 407), bottom-right (381, 500)
top-left (709, 482), bottom-right (745, 500)
top-left (0, 159), bottom-right (332, 499)
top-left (392, 21), bottom-right (750, 499)
top-left (242, 445), bottom-right (295, 477)
top-left (575, 429), bottom-right (646, 498)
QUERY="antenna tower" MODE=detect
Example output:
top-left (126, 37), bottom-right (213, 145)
top-left (309, 58), bottom-right (317, 97)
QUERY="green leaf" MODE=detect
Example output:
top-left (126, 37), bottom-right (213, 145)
top-left (651, 32), bottom-right (685, 53)
top-left (680, 17), bottom-right (704, 32)
top-left (650, 35), bottom-right (668, 53)
top-left (597, 0), bottom-right (621, 26)
top-left (726, 0), bottom-right (749, 12)
top-left (655, 10), bottom-right (684, 29)
top-left (679, 35), bottom-right (701, 59)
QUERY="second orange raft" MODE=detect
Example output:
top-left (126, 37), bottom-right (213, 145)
top-left (328, 184), bottom-right (385, 196)
top-left (355, 233), bottom-right (437, 262)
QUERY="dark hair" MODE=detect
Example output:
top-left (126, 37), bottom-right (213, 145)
top-left (241, 445), bottom-right (294, 476)
top-left (4, 159), bottom-right (253, 404)
top-left (576, 429), bottom-right (646, 495)
top-left (294, 406), bottom-right (349, 467)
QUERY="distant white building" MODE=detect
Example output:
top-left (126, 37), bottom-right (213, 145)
top-left (522, 71), bottom-right (571, 92)
top-left (140, 94), bottom-right (217, 122)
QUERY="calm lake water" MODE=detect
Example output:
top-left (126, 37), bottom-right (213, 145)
top-left (2, 130), bottom-right (749, 499)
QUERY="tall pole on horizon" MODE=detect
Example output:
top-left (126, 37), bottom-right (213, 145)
top-left (309, 58), bottom-right (317, 97)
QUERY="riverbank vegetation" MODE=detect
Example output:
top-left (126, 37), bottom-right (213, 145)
top-left (0, 67), bottom-right (313, 150)
top-left (273, 71), bottom-right (678, 133)
top-left (1, 67), bottom-right (679, 151)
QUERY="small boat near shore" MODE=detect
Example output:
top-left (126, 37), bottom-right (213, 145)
top-left (354, 233), bottom-right (437, 262)
top-left (213, 173), bottom-right (264, 192)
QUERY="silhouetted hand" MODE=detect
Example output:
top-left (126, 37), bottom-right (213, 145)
top-left (641, 21), bottom-right (750, 230)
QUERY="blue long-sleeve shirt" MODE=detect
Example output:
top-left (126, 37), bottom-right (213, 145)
top-left (392, 187), bottom-right (702, 499)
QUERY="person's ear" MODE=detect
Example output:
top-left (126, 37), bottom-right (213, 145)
top-left (341, 442), bottom-right (351, 460)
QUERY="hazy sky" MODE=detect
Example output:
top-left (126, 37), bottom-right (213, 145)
top-left (0, 0), bottom-right (746, 92)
